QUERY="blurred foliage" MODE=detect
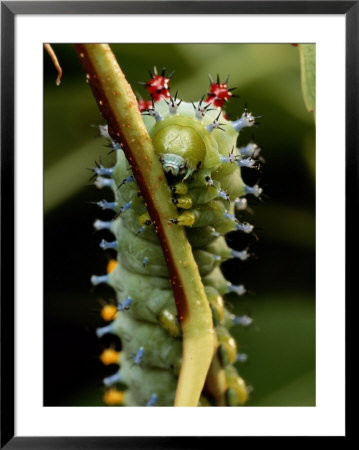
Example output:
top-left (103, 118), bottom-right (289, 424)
top-left (44, 44), bottom-right (315, 407)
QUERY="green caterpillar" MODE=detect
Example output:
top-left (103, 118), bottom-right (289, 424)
top-left (86, 56), bottom-right (262, 407)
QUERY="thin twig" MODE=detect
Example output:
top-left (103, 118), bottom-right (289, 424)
top-left (44, 43), bottom-right (63, 86)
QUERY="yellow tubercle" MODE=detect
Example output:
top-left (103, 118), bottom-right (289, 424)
top-left (101, 304), bottom-right (118, 321)
top-left (216, 326), bottom-right (238, 366)
top-left (138, 212), bottom-right (152, 227)
top-left (173, 194), bottom-right (193, 210)
top-left (171, 182), bottom-right (188, 195)
top-left (219, 336), bottom-right (237, 365)
top-left (103, 388), bottom-right (125, 406)
top-left (225, 366), bottom-right (248, 406)
top-left (169, 211), bottom-right (195, 227)
top-left (100, 348), bottom-right (121, 366)
top-left (158, 309), bottom-right (181, 338)
top-left (106, 259), bottom-right (118, 274)
top-left (208, 294), bottom-right (225, 322)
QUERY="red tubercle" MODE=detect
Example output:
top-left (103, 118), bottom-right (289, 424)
top-left (140, 67), bottom-right (173, 102)
top-left (138, 99), bottom-right (153, 112)
top-left (206, 74), bottom-right (236, 108)
top-left (138, 68), bottom-right (174, 111)
top-left (146, 74), bottom-right (171, 101)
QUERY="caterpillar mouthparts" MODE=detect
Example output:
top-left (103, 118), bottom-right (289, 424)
top-left (90, 64), bottom-right (263, 406)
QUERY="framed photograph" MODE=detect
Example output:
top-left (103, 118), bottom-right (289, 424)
top-left (1, 1), bottom-right (353, 447)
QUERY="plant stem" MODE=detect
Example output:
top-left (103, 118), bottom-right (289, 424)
top-left (74, 44), bottom-right (215, 406)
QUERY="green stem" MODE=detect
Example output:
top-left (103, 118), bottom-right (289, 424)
top-left (74, 44), bottom-right (215, 406)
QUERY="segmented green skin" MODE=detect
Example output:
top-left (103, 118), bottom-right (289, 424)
top-left (103, 99), bottom-right (249, 406)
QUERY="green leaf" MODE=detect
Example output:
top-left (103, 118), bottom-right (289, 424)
top-left (298, 44), bottom-right (316, 113)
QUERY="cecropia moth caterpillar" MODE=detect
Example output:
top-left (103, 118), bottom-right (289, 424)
top-left (78, 46), bottom-right (262, 407)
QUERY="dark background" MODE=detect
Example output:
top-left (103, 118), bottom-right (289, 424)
top-left (44, 44), bottom-right (315, 406)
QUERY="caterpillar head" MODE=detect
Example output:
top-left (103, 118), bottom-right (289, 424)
top-left (144, 99), bottom-right (239, 183)
top-left (154, 119), bottom-right (206, 181)
top-left (159, 153), bottom-right (192, 180)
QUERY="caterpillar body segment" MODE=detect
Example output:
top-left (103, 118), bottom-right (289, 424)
top-left (92, 72), bottom-right (262, 406)
top-left (120, 358), bottom-right (178, 406)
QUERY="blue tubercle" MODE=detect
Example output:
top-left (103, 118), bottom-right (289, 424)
top-left (206, 111), bottom-right (225, 132)
top-left (117, 175), bottom-right (135, 189)
top-left (236, 222), bottom-right (254, 234)
top-left (136, 226), bottom-right (145, 235)
top-left (94, 176), bottom-right (115, 189)
top-left (99, 239), bottom-right (118, 250)
top-left (118, 297), bottom-right (132, 311)
top-left (232, 108), bottom-right (257, 132)
top-left (91, 274), bottom-right (110, 286)
top-left (133, 347), bottom-right (145, 365)
top-left (119, 201), bottom-right (132, 214)
top-left (92, 165), bottom-right (114, 177)
top-left (239, 142), bottom-right (261, 158)
top-left (224, 211), bottom-right (238, 223)
top-left (146, 394), bottom-right (158, 406)
top-left (236, 353), bottom-right (248, 363)
top-left (238, 158), bottom-right (256, 169)
top-left (218, 189), bottom-right (230, 201)
top-left (93, 219), bottom-right (112, 231)
top-left (231, 249), bottom-right (250, 261)
top-left (95, 124), bottom-right (110, 139)
top-left (110, 140), bottom-right (122, 151)
top-left (96, 200), bottom-right (117, 211)
top-left (166, 94), bottom-right (182, 115)
top-left (228, 284), bottom-right (246, 296)
top-left (103, 371), bottom-right (123, 387)
top-left (142, 256), bottom-right (149, 267)
top-left (192, 97), bottom-right (213, 120)
top-left (233, 314), bottom-right (253, 327)
top-left (245, 184), bottom-right (263, 198)
top-left (144, 107), bottom-right (163, 122)
top-left (96, 323), bottom-right (114, 338)
top-left (220, 154), bottom-right (237, 164)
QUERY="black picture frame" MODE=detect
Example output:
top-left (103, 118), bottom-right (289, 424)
top-left (1, 1), bottom-right (354, 447)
